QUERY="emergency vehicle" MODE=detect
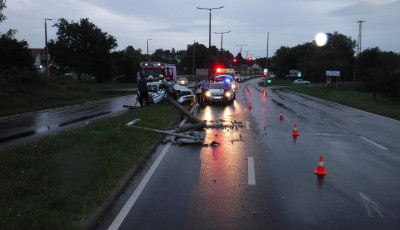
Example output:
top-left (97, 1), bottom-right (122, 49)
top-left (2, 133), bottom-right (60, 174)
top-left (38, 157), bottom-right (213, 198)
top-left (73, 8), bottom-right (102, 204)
top-left (138, 62), bottom-right (177, 82)
top-left (215, 68), bottom-right (235, 80)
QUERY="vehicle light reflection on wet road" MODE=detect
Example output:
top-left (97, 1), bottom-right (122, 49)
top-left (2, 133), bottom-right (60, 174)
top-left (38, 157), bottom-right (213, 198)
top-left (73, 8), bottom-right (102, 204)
top-left (190, 104), bottom-right (248, 229)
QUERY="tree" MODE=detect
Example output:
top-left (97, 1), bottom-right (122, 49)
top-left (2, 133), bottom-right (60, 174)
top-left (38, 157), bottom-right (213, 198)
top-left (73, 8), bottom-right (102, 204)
top-left (49, 18), bottom-right (117, 81)
top-left (111, 46), bottom-right (143, 83)
top-left (178, 42), bottom-right (209, 74)
top-left (271, 32), bottom-right (356, 81)
top-left (0, 30), bottom-right (33, 69)
top-left (0, 0), bottom-right (6, 23)
top-left (357, 48), bottom-right (384, 100)
top-left (0, 30), bottom-right (39, 91)
top-left (357, 48), bottom-right (400, 103)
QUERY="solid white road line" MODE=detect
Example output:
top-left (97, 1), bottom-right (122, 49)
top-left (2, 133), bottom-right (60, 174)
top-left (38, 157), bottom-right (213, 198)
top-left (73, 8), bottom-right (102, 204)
top-left (107, 142), bottom-right (172, 230)
top-left (248, 157), bottom-right (256, 185)
top-left (359, 136), bottom-right (388, 151)
top-left (108, 116), bottom-right (189, 230)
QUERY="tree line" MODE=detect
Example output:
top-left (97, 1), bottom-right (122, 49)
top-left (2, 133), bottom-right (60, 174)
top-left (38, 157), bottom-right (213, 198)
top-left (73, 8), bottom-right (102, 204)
top-left (1, 2), bottom-right (399, 102)
top-left (270, 31), bottom-right (400, 103)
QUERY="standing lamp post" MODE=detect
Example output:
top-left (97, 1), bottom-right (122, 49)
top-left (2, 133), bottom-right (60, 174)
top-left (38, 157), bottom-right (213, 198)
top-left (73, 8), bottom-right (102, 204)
top-left (196, 6), bottom-right (224, 82)
top-left (214, 31), bottom-right (230, 51)
top-left (45, 18), bottom-right (52, 77)
top-left (147, 38), bottom-right (152, 60)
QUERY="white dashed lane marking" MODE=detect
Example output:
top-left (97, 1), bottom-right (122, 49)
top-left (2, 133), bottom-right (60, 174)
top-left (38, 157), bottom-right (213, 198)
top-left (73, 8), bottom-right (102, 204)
top-left (248, 157), bottom-right (256, 185)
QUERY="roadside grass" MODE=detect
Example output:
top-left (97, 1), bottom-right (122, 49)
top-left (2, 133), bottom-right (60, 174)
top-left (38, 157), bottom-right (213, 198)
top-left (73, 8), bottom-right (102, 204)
top-left (259, 80), bottom-right (400, 120)
top-left (0, 102), bottom-right (181, 230)
top-left (0, 78), bottom-right (137, 117)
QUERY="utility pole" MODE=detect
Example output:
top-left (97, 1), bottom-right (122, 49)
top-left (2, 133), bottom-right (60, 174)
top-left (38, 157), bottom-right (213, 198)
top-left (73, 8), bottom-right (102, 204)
top-left (147, 38), bottom-right (152, 60)
top-left (197, 6), bottom-right (224, 81)
top-left (244, 50), bottom-right (251, 78)
top-left (192, 40), bottom-right (196, 80)
top-left (236, 44), bottom-right (247, 55)
top-left (214, 31), bottom-right (230, 51)
top-left (45, 18), bottom-right (52, 77)
top-left (266, 32), bottom-right (269, 68)
top-left (356, 20), bottom-right (365, 57)
top-left (244, 50), bottom-right (251, 59)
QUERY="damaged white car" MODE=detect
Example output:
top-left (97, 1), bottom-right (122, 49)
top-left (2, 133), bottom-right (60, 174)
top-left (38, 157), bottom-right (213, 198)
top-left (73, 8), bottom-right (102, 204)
top-left (137, 82), bottom-right (194, 105)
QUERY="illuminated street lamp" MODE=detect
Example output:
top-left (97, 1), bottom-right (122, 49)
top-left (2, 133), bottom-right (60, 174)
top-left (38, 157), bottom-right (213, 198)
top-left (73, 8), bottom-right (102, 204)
top-left (196, 6), bottom-right (224, 81)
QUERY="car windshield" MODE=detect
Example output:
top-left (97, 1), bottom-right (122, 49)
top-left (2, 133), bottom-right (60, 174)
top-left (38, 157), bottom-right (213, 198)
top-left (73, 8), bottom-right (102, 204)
top-left (210, 83), bottom-right (225, 89)
top-left (143, 69), bottom-right (163, 77)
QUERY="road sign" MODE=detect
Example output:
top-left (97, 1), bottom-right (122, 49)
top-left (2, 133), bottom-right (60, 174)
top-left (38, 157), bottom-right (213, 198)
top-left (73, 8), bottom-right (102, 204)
top-left (326, 71), bottom-right (340, 77)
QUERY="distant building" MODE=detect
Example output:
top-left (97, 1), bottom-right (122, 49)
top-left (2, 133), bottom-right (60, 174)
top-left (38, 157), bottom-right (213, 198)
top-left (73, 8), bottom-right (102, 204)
top-left (29, 48), bottom-right (52, 75)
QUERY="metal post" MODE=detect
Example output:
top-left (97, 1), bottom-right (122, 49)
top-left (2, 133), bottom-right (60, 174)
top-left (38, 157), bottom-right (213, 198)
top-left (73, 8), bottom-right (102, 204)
top-left (197, 6), bottom-right (224, 82)
top-left (45, 18), bottom-right (52, 77)
top-left (147, 38), bottom-right (152, 60)
top-left (266, 32), bottom-right (269, 69)
top-left (192, 40), bottom-right (195, 80)
top-left (208, 9), bottom-right (211, 81)
top-left (214, 31), bottom-right (230, 51)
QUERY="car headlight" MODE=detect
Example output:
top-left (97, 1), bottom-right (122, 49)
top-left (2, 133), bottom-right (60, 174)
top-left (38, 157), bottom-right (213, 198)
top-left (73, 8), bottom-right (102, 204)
top-left (205, 91), bottom-right (211, 97)
top-left (231, 84), bottom-right (236, 89)
top-left (225, 92), bottom-right (231, 98)
top-left (181, 80), bottom-right (185, 84)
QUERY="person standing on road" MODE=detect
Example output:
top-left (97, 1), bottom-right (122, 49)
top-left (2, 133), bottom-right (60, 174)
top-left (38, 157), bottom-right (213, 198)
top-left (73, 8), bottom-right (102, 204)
top-left (138, 72), bottom-right (150, 106)
top-left (195, 80), bottom-right (202, 105)
top-left (201, 79), bottom-right (210, 104)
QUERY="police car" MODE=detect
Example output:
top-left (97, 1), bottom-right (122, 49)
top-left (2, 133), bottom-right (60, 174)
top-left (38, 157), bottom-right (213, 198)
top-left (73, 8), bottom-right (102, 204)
top-left (204, 75), bottom-right (236, 105)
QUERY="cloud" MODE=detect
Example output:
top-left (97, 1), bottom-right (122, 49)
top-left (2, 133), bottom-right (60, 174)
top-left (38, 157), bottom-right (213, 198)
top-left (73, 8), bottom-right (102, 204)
top-left (0, 0), bottom-right (399, 56)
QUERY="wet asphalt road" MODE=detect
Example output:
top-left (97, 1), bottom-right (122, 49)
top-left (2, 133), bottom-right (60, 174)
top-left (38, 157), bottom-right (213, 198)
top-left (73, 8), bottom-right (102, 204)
top-left (0, 95), bottom-right (137, 150)
top-left (99, 78), bottom-right (400, 230)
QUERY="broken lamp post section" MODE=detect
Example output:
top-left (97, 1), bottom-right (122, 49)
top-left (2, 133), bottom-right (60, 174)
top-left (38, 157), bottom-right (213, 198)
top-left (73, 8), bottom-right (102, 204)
top-left (126, 84), bottom-right (245, 145)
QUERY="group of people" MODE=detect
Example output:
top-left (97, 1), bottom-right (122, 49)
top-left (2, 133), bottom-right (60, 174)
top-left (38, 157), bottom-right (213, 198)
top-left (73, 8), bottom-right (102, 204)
top-left (194, 79), bottom-right (210, 105)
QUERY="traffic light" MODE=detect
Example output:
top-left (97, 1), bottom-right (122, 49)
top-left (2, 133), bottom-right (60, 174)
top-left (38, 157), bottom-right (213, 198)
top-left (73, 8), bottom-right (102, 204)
top-left (233, 58), bottom-right (237, 63)
top-left (247, 57), bottom-right (252, 61)
top-left (263, 68), bottom-right (268, 77)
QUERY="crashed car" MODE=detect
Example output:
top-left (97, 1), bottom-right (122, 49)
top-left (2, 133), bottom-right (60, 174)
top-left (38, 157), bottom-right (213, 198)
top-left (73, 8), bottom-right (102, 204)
top-left (137, 82), bottom-right (167, 104)
top-left (137, 82), bottom-right (194, 104)
top-left (169, 83), bottom-right (195, 104)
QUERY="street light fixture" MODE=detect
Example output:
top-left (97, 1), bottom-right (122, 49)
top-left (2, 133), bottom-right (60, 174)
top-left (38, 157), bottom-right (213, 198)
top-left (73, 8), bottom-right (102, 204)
top-left (197, 6), bottom-right (224, 81)
top-left (147, 38), bottom-right (152, 60)
top-left (45, 18), bottom-right (52, 77)
top-left (214, 31), bottom-right (230, 51)
top-left (236, 44), bottom-right (247, 55)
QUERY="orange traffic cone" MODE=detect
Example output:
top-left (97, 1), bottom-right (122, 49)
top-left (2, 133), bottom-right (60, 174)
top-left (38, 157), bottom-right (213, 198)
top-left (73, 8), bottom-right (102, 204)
top-left (279, 111), bottom-right (284, 120)
top-left (291, 124), bottom-right (299, 136)
top-left (314, 156), bottom-right (327, 175)
top-left (248, 102), bottom-right (252, 109)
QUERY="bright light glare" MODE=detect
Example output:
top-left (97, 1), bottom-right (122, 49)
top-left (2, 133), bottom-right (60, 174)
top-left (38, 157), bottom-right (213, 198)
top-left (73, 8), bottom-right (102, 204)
top-left (315, 33), bottom-right (328, 47)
